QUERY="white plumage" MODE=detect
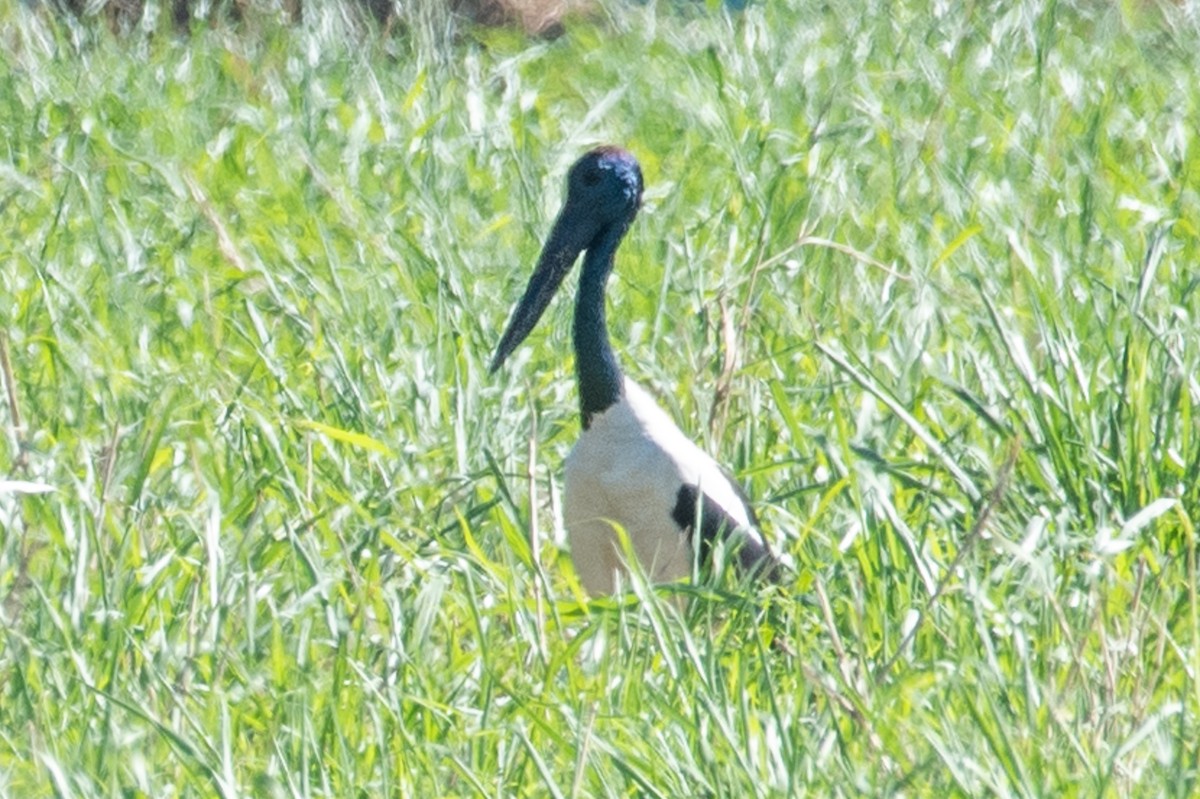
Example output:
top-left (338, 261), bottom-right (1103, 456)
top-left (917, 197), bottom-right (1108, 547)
top-left (564, 378), bottom-right (757, 595)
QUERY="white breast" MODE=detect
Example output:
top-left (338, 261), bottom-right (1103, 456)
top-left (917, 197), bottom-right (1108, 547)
top-left (563, 378), bottom-right (757, 595)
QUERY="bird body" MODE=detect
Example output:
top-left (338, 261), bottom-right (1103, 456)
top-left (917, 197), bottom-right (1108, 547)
top-left (491, 146), bottom-right (779, 595)
top-left (565, 377), bottom-right (766, 594)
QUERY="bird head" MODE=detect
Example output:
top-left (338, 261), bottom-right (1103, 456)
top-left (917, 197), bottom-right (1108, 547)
top-left (489, 147), bottom-right (644, 373)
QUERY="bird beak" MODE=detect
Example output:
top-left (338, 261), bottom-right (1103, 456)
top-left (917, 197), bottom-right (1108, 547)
top-left (489, 202), bottom-right (596, 372)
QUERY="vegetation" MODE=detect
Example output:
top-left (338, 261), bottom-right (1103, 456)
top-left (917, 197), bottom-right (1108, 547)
top-left (1, 0), bottom-right (1198, 795)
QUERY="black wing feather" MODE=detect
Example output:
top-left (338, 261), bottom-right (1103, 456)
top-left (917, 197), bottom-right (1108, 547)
top-left (671, 483), bottom-right (781, 583)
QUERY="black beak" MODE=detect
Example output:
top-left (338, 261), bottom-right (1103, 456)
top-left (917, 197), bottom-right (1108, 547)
top-left (489, 202), bottom-right (597, 373)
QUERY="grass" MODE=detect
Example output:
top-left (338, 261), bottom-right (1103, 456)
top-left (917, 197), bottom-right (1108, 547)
top-left (1, 0), bottom-right (1199, 795)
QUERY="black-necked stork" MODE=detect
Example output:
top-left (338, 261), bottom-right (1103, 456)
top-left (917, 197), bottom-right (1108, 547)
top-left (490, 146), bottom-right (781, 595)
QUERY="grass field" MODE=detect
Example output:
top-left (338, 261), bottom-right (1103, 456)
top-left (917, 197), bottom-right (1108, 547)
top-left (2, 0), bottom-right (1199, 795)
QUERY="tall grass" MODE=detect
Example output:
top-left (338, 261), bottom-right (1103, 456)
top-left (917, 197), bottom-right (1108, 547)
top-left (1, 0), bottom-right (1198, 795)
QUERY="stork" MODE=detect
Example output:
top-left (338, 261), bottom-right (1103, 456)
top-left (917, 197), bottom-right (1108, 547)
top-left (490, 146), bottom-right (781, 595)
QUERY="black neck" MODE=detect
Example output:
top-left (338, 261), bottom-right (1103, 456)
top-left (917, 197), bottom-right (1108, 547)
top-left (573, 224), bottom-right (626, 428)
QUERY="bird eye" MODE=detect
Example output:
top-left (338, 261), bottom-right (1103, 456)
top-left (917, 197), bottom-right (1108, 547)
top-left (581, 169), bottom-right (601, 186)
